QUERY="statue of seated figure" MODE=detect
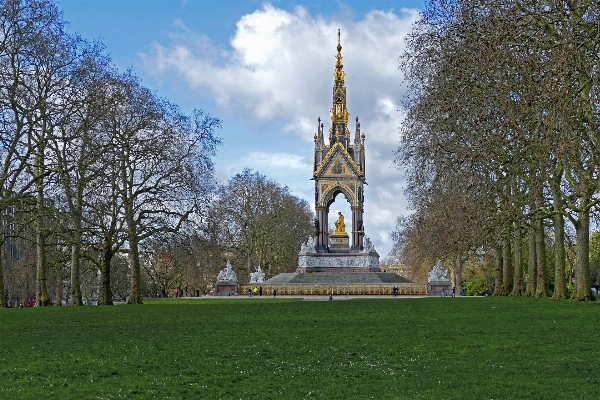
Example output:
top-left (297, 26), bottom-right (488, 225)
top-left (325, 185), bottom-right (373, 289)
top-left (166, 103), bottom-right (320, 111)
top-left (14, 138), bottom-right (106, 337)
top-left (334, 212), bottom-right (346, 235)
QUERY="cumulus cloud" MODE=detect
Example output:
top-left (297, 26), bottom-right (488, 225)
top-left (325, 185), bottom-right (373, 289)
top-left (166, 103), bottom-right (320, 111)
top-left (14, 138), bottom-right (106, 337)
top-left (229, 151), bottom-right (311, 171)
top-left (141, 3), bottom-right (419, 256)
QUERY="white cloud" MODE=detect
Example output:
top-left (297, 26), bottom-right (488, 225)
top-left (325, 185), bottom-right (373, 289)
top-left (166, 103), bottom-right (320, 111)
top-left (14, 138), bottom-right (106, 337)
top-left (225, 151), bottom-right (311, 173)
top-left (222, 151), bottom-right (313, 198)
top-left (141, 3), bottom-right (419, 256)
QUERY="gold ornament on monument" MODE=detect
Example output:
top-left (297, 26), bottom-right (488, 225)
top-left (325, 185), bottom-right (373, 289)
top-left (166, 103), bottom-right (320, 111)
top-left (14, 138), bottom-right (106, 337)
top-left (333, 212), bottom-right (346, 235)
top-left (333, 211), bottom-right (346, 235)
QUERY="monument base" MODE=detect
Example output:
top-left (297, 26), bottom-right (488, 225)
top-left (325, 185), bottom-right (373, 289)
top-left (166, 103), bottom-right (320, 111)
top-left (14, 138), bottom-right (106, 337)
top-left (215, 281), bottom-right (238, 296)
top-left (328, 233), bottom-right (350, 252)
top-left (428, 281), bottom-right (452, 296)
top-left (297, 251), bottom-right (380, 272)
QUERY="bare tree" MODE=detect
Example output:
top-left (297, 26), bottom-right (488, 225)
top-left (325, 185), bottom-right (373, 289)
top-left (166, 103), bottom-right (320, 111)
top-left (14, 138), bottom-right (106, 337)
top-left (211, 169), bottom-right (313, 281)
top-left (396, 0), bottom-right (600, 300)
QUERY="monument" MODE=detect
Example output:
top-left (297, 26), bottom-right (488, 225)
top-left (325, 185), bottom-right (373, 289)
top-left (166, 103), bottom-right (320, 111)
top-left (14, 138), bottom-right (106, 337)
top-left (261, 30), bottom-right (413, 289)
top-left (296, 29), bottom-right (379, 273)
top-left (215, 260), bottom-right (239, 296)
top-left (427, 261), bottom-right (452, 296)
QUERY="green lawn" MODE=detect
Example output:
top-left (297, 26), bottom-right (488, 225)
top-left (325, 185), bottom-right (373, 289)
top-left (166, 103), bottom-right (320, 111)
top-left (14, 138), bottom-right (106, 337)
top-left (0, 297), bottom-right (598, 399)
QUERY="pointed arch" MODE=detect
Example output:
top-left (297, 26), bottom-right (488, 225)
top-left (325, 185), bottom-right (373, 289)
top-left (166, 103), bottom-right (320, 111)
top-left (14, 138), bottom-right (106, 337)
top-left (321, 184), bottom-right (356, 209)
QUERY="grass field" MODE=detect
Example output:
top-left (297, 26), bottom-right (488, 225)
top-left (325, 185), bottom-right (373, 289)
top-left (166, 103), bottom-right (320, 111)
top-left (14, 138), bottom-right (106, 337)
top-left (0, 296), bottom-right (598, 399)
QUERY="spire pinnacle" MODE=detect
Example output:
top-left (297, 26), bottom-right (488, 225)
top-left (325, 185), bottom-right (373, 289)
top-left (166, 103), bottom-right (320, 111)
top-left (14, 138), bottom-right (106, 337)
top-left (335, 29), bottom-right (343, 67)
top-left (334, 29), bottom-right (345, 80)
top-left (331, 28), bottom-right (348, 142)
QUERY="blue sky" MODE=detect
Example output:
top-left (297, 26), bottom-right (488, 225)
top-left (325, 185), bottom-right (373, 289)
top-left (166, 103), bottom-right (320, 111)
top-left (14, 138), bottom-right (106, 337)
top-left (58, 0), bottom-right (426, 256)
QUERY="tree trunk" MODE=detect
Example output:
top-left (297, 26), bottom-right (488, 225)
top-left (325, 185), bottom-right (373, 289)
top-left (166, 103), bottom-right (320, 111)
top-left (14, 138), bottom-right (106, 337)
top-left (127, 232), bottom-right (142, 304)
top-left (35, 179), bottom-right (50, 307)
top-left (70, 241), bottom-right (83, 305)
top-left (535, 217), bottom-right (547, 297)
top-left (69, 197), bottom-right (84, 305)
top-left (493, 246), bottom-right (503, 295)
top-left (69, 211), bottom-right (84, 305)
top-left (573, 207), bottom-right (594, 301)
top-left (526, 226), bottom-right (536, 296)
top-left (502, 237), bottom-right (512, 295)
top-left (455, 253), bottom-right (464, 295)
top-left (0, 248), bottom-right (7, 308)
top-left (55, 264), bottom-right (63, 306)
top-left (550, 172), bottom-right (567, 299)
top-left (552, 210), bottom-right (567, 299)
top-left (122, 151), bottom-right (142, 304)
top-left (99, 243), bottom-right (114, 305)
top-left (247, 254), bottom-right (252, 282)
top-left (512, 224), bottom-right (524, 296)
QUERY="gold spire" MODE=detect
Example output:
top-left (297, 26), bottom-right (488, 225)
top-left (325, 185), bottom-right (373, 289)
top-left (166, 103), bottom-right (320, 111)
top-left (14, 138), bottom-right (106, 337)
top-left (334, 29), bottom-right (345, 81)
top-left (331, 29), bottom-right (349, 135)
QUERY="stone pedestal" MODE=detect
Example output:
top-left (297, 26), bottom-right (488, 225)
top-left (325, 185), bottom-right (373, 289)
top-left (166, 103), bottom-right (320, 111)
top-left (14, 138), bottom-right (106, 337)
top-left (215, 281), bottom-right (238, 296)
top-left (428, 281), bottom-right (452, 296)
top-left (329, 233), bottom-right (350, 252)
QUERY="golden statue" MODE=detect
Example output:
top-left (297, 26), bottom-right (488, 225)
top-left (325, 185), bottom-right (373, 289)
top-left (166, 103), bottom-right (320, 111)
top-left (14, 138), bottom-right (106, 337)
top-left (334, 212), bottom-right (346, 234)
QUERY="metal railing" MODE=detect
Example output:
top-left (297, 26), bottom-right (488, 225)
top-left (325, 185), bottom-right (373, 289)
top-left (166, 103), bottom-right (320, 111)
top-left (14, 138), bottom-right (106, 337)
top-left (238, 283), bottom-right (428, 296)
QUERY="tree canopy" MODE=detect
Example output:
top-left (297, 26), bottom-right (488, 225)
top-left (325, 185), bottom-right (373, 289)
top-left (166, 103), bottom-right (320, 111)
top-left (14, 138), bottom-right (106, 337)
top-left (0, 0), bottom-right (316, 306)
top-left (395, 0), bottom-right (600, 300)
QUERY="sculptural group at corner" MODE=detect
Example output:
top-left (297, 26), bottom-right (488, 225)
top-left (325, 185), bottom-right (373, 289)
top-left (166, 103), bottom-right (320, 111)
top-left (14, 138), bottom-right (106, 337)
top-left (428, 261), bottom-right (449, 283)
top-left (249, 266), bottom-right (265, 283)
top-left (217, 260), bottom-right (238, 282)
top-left (361, 237), bottom-right (376, 253)
top-left (300, 236), bottom-right (316, 253)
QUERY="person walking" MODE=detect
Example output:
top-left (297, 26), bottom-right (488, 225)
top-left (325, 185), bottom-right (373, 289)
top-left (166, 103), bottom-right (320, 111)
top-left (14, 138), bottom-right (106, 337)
top-left (273, 289), bottom-right (277, 297)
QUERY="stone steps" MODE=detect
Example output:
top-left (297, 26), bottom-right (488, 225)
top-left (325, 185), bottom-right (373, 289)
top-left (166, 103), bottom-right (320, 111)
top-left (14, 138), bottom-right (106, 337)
top-left (261, 273), bottom-right (298, 285)
top-left (263, 272), bottom-right (412, 285)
